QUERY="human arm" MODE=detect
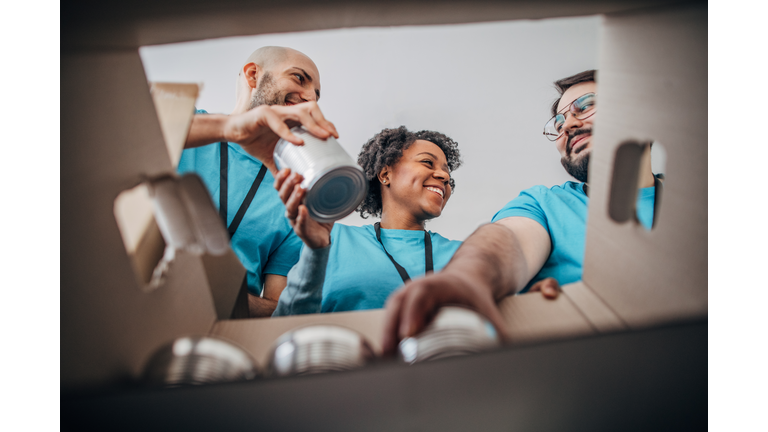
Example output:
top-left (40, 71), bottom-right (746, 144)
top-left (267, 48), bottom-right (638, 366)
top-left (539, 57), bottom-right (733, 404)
top-left (381, 216), bottom-right (551, 355)
top-left (185, 102), bottom-right (338, 173)
top-left (269, 167), bottom-right (335, 316)
top-left (272, 245), bottom-right (331, 316)
top-left (247, 274), bottom-right (287, 317)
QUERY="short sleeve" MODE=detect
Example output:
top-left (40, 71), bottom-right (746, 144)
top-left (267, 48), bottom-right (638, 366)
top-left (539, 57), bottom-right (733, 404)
top-left (264, 230), bottom-right (303, 276)
top-left (491, 187), bottom-right (550, 233)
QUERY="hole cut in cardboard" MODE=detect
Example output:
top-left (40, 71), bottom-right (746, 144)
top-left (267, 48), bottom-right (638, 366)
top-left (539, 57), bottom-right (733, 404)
top-left (608, 140), bottom-right (663, 231)
top-left (114, 183), bottom-right (167, 290)
top-left (114, 174), bottom-right (233, 292)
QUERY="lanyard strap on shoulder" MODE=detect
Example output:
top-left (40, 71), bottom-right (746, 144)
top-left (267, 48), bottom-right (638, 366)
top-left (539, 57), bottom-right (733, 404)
top-left (374, 222), bottom-right (433, 283)
top-left (219, 142), bottom-right (268, 239)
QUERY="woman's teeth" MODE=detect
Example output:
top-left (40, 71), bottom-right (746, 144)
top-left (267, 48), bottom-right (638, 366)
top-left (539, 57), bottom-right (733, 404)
top-left (425, 187), bottom-right (444, 197)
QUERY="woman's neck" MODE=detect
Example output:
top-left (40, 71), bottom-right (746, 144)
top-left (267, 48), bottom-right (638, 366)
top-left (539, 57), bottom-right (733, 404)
top-left (379, 210), bottom-right (425, 231)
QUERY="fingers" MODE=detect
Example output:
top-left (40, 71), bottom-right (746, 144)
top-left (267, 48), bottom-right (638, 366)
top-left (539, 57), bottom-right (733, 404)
top-left (277, 170), bottom-right (303, 203)
top-left (262, 107), bottom-right (304, 146)
top-left (305, 103), bottom-right (339, 139)
top-left (276, 170), bottom-right (305, 221)
top-left (382, 289), bottom-right (407, 356)
top-left (274, 102), bottom-right (339, 140)
top-left (294, 206), bottom-right (331, 249)
top-left (284, 183), bottom-right (307, 220)
top-left (382, 273), bottom-right (512, 355)
top-left (397, 281), bottom-right (436, 342)
top-left (528, 277), bottom-right (560, 299)
top-left (273, 168), bottom-right (291, 192)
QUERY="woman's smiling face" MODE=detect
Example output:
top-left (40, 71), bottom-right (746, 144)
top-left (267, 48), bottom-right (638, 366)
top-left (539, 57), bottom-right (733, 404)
top-left (380, 139), bottom-right (453, 222)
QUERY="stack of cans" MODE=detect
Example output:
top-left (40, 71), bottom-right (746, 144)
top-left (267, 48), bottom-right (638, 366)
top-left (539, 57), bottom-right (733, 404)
top-left (266, 325), bottom-right (375, 377)
top-left (143, 336), bottom-right (259, 387)
top-left (398, 306), bottom-right (500, 364)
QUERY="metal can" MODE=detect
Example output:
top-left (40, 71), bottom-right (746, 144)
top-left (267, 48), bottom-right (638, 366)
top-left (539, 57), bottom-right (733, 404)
top-left (266, 325), bottom-right (375, 377)
top-left (274, 126), bottom-right (368, 223)
top-left (398, 306), bottom-right (500, 364)
top-left (143, 336), bottom-right (259, 387)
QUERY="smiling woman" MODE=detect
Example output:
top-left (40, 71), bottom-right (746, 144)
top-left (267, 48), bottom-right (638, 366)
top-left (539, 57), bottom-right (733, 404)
top-left (272, 126), bottom-right (463, 315)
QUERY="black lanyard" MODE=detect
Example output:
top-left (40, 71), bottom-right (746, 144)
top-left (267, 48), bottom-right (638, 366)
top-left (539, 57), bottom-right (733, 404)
top-left (582, 175), bottom-right (663, 229)
top-left (374, 222), bottom-right (433, 283)
top-left (219, 142), bottom-right (268, 239)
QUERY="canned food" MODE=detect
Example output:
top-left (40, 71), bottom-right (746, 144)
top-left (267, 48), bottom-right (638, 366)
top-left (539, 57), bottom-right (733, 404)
top-left (398, 306), bottom-right (500, 364)
top-left (274, 127), bottom-right (368, 223)
top-left (266, 325), bottom-right (375, 377)
top-left (143, 336), bottom-right (259, 387)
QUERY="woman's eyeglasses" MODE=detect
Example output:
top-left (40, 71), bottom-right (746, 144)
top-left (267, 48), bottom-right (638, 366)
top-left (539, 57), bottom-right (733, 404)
top-left (543, 92), bottom-right (596, 142)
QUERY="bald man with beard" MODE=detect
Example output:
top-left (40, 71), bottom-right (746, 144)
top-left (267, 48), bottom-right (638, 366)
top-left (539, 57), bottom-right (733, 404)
top-left (180, 46), bottom-right (338, 317)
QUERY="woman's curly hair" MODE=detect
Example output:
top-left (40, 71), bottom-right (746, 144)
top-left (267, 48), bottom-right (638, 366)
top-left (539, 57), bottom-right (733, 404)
top-left (356, 126), bottom-right (462, 219)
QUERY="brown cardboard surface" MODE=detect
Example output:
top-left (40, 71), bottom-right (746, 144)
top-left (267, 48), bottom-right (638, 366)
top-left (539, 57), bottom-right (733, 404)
top-left (582, 3), bottom-right (707, 328)
top-left (149, 83), bottom-right (199, 168)
top-left (561, 282), bottom-right (627, 333)
top-left (202, 250), bottom-right (247, 320)
top-left (61, 51), bottom-right (224, 389)
top-left (211, 309), bottom-right (386, 366)
top-left (498, 290), bottom-right (596, 345)
top-left (62, 0), bottom-right (681, 50)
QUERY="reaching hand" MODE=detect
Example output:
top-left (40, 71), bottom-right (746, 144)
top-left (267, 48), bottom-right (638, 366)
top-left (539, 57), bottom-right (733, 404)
top-left (381, 269), bottom-right (510, 356)
top-left (223, 102), bottom-right (338, 172)
top-left (381, 274), bottom-right (562, 356)
top-left (274, 168), bottom-right (333, 249)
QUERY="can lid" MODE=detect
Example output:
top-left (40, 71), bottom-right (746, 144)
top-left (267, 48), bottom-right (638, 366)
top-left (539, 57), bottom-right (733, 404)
top-left (305, 165), bottom-right (368, 223)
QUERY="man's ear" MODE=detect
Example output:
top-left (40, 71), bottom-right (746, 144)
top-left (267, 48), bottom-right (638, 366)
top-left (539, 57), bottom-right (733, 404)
top-left (242, 62), bottom-right (262, 89)
top-left (377, 167), bottom-right (390, 186)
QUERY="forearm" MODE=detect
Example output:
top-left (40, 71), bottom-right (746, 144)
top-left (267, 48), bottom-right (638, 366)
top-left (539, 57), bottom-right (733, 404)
top-left (248, 295), bottom-right (278, 318)
top-left (272, 245), bottom-right (330, 316)
top-left (443, 223), bottom-right (531, 300)
top-left (185, 114), bottom-right (229, 149)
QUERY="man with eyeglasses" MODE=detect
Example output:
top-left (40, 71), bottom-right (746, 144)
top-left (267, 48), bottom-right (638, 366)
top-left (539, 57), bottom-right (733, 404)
top-left (381, 70), bottom-right (659, 352)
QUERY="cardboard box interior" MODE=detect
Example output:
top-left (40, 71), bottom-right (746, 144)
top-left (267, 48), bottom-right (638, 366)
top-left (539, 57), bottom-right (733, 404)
top-left (61, 0), bottom-right (707, 391)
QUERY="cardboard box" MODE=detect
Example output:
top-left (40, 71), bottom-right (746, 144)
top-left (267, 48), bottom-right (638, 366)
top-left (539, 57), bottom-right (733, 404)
top-left (61, 0), bottom-right (706, 398)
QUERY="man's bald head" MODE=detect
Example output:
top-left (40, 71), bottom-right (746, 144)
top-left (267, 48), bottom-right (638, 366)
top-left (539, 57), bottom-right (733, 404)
top-left (242, 47), bottom-right (315, 77)
top-left (235, 46), bottom-right (321, 111)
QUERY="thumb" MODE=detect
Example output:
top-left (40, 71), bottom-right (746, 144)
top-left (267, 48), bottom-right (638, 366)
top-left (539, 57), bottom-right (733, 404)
top-left (529, 277), bottom-right (560, 299)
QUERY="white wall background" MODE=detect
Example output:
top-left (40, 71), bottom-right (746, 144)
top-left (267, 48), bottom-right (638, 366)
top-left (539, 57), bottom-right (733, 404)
top-left (140, 16), bottom-right (601, 240)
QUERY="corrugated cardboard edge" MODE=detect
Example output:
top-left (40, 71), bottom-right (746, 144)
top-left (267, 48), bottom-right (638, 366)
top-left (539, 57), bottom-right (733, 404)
top-left (562, 281), bottom-right (628, 333)
top-left (498, 288), bottom-right (596, 345)
top-left (211, 309), bottom-right (386, 367)
top-left (150, 82), bottom-right (200, 167)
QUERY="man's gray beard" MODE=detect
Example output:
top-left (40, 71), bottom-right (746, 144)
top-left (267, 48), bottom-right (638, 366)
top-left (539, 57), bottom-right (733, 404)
top-left (248, 72), bottom-right (283, 109)
top-left (561, 153), bottom-right (590, 183)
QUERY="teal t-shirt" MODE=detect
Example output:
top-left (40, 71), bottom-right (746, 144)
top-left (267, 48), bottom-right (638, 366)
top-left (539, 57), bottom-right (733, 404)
top-left (177, 110), bottom-right (302, 295)
top-left (491, 181), bottom-right (655, 293)
top-left (320, 224), bottom-right (462, 312)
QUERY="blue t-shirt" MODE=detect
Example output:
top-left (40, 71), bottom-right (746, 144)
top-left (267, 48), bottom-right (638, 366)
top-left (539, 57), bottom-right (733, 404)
top-left (320, 224), bottom-right (463, 312)
top-left (491, 181), bottom-right (655, 293)
top-left (273, 224), bottom-right (463, 315)
top-left (177, 110), bottom-right (302, 295)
